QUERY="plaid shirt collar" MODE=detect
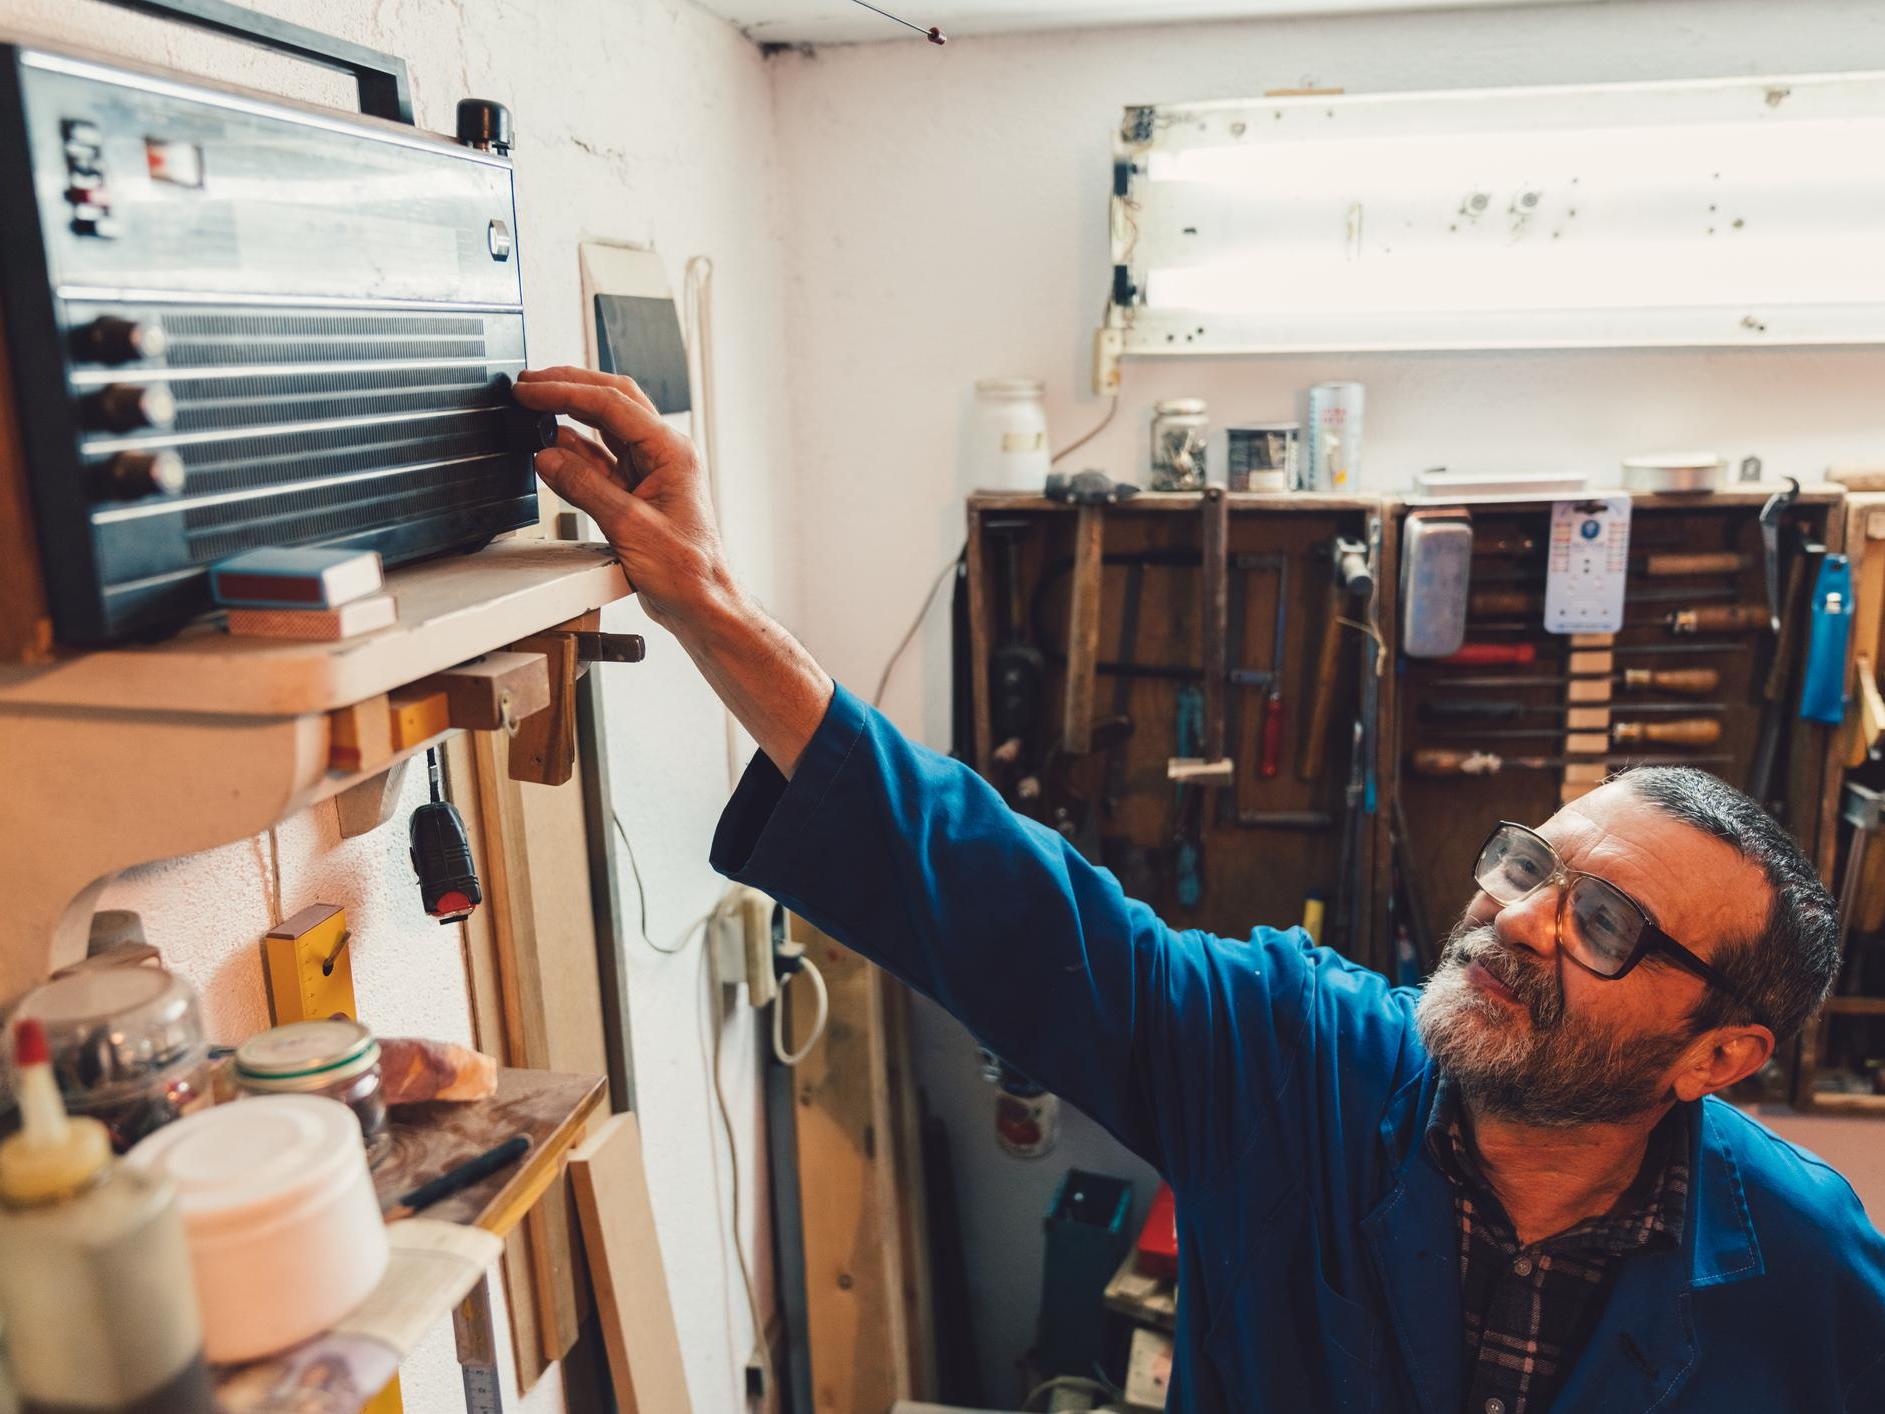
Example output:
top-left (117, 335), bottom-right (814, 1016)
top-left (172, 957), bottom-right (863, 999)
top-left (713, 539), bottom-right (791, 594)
top-left (1424, 1077), bottom-right (1692, 1256)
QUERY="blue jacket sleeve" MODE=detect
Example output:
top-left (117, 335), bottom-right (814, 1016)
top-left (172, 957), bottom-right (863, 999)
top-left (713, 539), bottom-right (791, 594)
top-left (710, 683), bottom-right (1398, 1185)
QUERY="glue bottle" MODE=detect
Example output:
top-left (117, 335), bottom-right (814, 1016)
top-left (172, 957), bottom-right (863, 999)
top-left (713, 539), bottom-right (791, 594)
top-left (0, 1019), bottom-right (212, 1414)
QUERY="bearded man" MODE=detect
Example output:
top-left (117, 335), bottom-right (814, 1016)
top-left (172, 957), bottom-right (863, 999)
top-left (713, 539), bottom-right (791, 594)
top-left (513, 365), bottom-right (1885, 1413)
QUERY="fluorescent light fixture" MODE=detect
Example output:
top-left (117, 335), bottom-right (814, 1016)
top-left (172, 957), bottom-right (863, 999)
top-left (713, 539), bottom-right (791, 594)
top-left (1102, 73), bottom-right (1885, 362)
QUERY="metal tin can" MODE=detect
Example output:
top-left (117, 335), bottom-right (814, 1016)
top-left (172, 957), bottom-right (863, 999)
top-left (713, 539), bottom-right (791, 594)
top-left (1150, 399), bottom-right (1208, 492)
top-left (234, 1020), bottom-right (386, 1155)
top-left (1227, 422), bottom-right (1299, 492)
top-left (1304, 382), bottom-right (1365, 492)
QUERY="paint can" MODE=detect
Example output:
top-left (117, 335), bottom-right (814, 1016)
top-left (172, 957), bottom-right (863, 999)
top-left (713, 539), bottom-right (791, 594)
top-left (1304, 382), bottom-right (1365, 492)
top-left (1150, 399), bottom-right (1208, 492)
top-left (1227, 422), bottom-right (1298, 492)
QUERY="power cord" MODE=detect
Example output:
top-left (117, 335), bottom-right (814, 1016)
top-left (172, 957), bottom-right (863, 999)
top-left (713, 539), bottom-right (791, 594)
top-left (1049, 393), bottom-right (1120, 467)
top-left (873, 548), bottom-right (962, 708)
top-left (610, 809), bottom-right (709, 955)
top-left (769, 944), bottom-right (829, 1067)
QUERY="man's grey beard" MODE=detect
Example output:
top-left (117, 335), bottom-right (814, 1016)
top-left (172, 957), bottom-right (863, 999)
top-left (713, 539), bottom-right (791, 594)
top-left (1413, 919), bottom-right (1690, 1127)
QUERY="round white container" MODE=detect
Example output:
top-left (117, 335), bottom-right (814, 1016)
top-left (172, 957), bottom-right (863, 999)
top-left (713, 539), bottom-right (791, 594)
top-left (125, 1095), bottom-right (388, 1364)
top-left (966, 379), bottom-right (1051, 492)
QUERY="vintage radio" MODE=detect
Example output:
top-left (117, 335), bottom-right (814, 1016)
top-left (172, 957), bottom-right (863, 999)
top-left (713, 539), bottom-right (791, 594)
top-left (0, 34), bottom-right (547, 651)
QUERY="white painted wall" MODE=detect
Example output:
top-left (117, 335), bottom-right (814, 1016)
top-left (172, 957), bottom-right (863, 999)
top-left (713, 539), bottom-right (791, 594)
top-left (768, 0), bottom-right (1885, 1395)
top-left (3, 0), bottom-right (798, 1409)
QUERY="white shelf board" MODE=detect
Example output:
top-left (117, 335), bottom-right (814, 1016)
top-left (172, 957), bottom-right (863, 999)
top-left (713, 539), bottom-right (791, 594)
top-left (0, 540), bottom-right (631, 717)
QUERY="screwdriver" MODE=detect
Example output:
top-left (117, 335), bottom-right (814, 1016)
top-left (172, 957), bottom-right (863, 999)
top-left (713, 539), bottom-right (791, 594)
top-left (1470, 603), bottom-right (1771, 635)
top-left (1473, 551), bottom-right (1751, 581)
top-left (1420, 699), bottom-right (1725, 725)
top-left (1426, 717), bottom-right (1724, 746)
top-left (1439, 641), bottom-right (1749, 667)
top-left (1430, 667), bottom-right (1722, 697)
top-left (1411, 749), bottom-right (1735, 777)
top-left (1469, 586), bottom-right (1736, 616)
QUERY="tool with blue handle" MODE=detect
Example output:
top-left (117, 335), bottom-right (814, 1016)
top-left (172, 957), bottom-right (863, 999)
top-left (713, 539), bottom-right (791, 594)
top-left (1800, 553), bottom-right (1854, 725)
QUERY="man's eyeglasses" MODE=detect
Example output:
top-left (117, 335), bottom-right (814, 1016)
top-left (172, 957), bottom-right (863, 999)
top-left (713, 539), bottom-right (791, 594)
top-left (1472, 821), bottom-right (1764, 1026)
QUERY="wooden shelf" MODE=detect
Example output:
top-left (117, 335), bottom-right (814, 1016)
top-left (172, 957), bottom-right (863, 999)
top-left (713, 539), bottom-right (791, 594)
top-left (0, 540), bottom-right (633, 1000)
top-left (213, 1069), bottom-right (606, 1413)
top-left (372, 1068), bottom-right (607, 1237)
top-left (0, 540), bottom-right (629, 716)
top-left (971, 483), bottom-right (1845, 516)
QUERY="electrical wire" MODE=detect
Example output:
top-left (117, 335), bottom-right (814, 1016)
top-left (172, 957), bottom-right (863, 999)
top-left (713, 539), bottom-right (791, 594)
top-left (872, 548), bottom-right (962, 708)
top-left (770, 954), bottom-right (829, 1066)
top-left (610, 809), bottom-right (708, 955)
top-left (1049, 393), bottom-right (1121, 467)
top-left (264, 826), bottom-right (284, 927)
top-left (707, 938), bottom-right (776, 1400)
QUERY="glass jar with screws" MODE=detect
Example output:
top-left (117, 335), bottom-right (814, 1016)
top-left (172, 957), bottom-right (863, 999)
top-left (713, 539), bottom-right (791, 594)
top-left (1150, 399), bottom-right (1208, 492)
top-left (234, 1020), bottom-right (386, 1157)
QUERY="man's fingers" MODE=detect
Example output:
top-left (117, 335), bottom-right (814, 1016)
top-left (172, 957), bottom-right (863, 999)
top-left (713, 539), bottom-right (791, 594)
top-left (518, 365), bottom-right (659, 416)
top-left (514, 379), bottom-right (677, 468)
top-left (552, 426), bottom-right (629, 487)
top-left (534, 445), bottom-right (635, 522)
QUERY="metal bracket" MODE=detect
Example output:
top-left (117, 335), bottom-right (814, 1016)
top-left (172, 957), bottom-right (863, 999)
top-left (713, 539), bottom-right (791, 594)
top-left (98, 0), bottom-right (415, 124)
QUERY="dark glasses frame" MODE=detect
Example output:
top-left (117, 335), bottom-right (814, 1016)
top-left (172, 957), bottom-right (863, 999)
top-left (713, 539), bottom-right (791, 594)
top-left (1474, 821), bottom-right (1766, 1028)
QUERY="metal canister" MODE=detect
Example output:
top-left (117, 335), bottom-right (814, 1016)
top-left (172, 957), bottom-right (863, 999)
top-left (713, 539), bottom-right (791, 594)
top-left (1150, 399), bottom-right (1208, 492)
top-left (234, 1020), bottom-right (386, 1154)
top-left (1304, 382), bottom-right (1365, 492)
top-left (1227, 422), bottom-right (1299, 492)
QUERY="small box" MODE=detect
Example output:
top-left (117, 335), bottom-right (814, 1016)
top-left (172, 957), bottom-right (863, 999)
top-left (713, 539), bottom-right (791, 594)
top-left (226, 593), bottom-right (397, 641)
top-left (209, 547), bottom-right (384, 611)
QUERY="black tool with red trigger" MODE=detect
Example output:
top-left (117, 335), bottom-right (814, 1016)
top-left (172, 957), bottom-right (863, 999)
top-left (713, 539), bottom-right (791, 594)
top-left (410, 749), bottom-right (481, 924)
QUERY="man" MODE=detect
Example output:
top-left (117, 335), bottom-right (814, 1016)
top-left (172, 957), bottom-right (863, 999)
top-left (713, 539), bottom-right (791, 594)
top-left (513, 366), bottom-right (1885, 1412)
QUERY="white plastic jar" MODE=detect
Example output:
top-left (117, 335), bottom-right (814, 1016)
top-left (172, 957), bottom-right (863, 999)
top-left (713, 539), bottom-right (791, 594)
top-left (966, 379), bottom-right (1051, 492)
top-left (126, 1095), bottom-right (388, 1363)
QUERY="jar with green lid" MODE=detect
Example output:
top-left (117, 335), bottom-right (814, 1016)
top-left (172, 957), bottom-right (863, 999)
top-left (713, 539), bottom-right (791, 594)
top-left (233, 1021), bottom-right (386, 1157)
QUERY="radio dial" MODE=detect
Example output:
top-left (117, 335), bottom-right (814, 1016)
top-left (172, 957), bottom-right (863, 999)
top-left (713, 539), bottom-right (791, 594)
top-left (76, 316), bottom-right (168, 364)
top-left (86, 383), bottom-right (177, 432)
top-left (99, 450), bottom-right (185, 500)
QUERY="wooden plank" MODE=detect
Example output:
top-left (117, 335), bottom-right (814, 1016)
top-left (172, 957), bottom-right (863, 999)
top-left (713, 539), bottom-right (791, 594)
top-left (1200, 489), bottom-right (1229, 762)
top-left (0, 303), bottom-right (53, 663)
top-left (0, 541), bottom-right (630, 716)
top-left (468, 730), bottom-right (579, 1379)
top-left (328, 694), bottom-right (395, 773)
top-left (417, 651), bottom-right (552, 732)
top-left (568, 1114), bottom-right (693, 1414)
top-left (507, 633), bottom-right (581, 786)
top-left (966, 505), bottom-right (993, 776)
top-left (879, 976), bottom-right (935, 1399)
top-left (1061, 506), bottom-right (1106, 755)
top-left (788, 919), bottom-right (910, 1413)
top-left (374, 1069), bottom-right (606, 1234)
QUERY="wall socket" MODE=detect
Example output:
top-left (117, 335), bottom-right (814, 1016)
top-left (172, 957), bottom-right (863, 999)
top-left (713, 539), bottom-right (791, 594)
top-left (711, 885), bottom-right (780, 1008)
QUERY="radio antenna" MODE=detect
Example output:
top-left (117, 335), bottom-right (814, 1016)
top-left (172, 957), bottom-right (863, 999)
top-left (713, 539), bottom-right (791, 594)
top-left (848, 0), bottom-right (946, 43)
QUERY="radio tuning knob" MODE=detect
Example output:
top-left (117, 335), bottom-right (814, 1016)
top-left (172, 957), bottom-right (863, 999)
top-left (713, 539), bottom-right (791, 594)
top-left (76, 316), bottom-right (168, 364)
top-left (455, 99), bottom-right (513, 155)
top-left (85, 383), bottom-right (177, 432)
top-left (98, 449), bottom-right (185, 500)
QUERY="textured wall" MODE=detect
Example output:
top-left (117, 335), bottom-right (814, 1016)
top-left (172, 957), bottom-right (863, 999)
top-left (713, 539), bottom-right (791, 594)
top-left (768, 1), bottom-right (1885, 1396)
top-left (4, 0), bottom-right (797, 1408)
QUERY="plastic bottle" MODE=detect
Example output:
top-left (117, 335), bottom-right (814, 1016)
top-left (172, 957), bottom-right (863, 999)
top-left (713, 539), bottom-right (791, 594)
top-left (0, 1020), bottom-right (213, 1414)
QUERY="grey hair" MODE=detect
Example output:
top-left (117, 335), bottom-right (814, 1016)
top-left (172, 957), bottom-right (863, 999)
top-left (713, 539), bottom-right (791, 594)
top-left (1611, 766), bottom-right (1840, 1044)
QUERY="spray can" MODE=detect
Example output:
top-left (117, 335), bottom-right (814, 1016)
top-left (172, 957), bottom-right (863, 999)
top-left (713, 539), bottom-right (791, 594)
top-left (1800, 554), bottom-right (1855, 725)
top-left (1304, 382), bottom-right (1365, 492)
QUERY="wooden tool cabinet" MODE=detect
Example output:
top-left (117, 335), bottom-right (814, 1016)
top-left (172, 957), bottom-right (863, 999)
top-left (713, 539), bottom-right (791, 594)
top-left (963, 487), bottom-right (1845, 1025)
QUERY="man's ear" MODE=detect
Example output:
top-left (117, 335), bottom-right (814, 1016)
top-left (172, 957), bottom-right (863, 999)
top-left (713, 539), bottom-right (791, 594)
top-left (1673, 1025), bottom-right (1775, 1102)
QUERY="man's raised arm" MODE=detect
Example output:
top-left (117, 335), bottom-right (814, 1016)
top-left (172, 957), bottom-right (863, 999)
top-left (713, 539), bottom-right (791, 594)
top-left (511, 368), bottom-right (1374, 1183)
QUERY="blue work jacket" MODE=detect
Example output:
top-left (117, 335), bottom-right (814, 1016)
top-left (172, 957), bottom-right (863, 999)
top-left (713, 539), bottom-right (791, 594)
top-left (712, 685), bottom-right (1885, 1412)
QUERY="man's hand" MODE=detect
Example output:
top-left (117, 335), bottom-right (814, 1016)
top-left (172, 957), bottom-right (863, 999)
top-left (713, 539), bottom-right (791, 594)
top-left (513, 366), bottom-right (729, 632)
top-left (513, 366), bottom-right (834, 777)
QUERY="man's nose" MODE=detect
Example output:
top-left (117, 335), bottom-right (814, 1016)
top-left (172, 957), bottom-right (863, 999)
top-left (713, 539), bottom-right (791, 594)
top-left (1494, 883), bottom-right (1561, 958)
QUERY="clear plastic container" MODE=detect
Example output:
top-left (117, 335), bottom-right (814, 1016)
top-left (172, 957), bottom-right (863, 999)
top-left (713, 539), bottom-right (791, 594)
top-left (8, 967), bottom-right (211, 1153)
top-left (966, 379), bottom-right (1051, 492)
